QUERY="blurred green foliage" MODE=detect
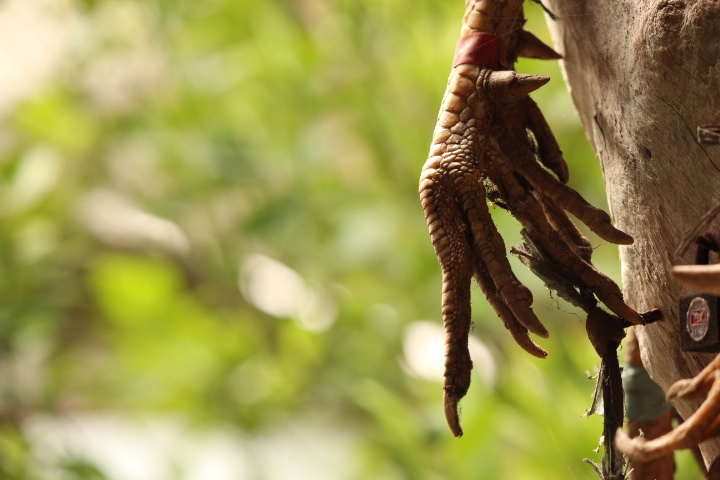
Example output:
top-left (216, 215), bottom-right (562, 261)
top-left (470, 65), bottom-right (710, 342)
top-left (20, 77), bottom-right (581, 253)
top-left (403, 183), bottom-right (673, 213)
top-left (0, 0), bottom-right (700, 479)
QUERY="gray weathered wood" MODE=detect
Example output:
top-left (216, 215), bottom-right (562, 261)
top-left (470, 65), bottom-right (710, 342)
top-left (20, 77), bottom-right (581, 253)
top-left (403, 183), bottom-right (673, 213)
top-left (544, 0), bottom-right (720, 466)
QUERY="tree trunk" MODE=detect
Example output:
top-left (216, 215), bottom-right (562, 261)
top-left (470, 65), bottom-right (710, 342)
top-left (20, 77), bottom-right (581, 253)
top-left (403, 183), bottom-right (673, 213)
top-left (544, 0), bottom-right (720, 467)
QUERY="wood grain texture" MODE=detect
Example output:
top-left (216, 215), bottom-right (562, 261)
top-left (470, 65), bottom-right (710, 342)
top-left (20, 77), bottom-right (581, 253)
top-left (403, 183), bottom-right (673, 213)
top-left (544, 0), bottom-right (720, 466)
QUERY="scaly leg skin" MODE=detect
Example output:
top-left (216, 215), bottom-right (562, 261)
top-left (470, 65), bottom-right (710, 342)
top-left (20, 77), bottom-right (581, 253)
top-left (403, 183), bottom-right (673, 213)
top-left (419, 0), bottom-right (639, 436)
top-left (440, 249), bottom-right (474, 438)
top-left (420, 66), bottom-right (550, 435)
top-left (421, 159), bottom-right (474, 438)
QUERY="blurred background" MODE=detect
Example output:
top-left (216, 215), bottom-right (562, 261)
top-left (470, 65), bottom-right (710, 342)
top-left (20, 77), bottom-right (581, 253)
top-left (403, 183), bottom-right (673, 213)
top-left (0, 0), bottom-right (700, 479)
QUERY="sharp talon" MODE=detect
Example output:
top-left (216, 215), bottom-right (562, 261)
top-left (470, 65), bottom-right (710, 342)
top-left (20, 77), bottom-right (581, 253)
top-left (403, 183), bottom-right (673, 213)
top-left (515, 308), bottom-right (549, 338)
top-left (444, 390), bottom-right (464, 437)
top-left (486, 71), bottom-right (550, 104)
top-left (508, 325), bottom-right (549, 358)
top-left (594, 222), bottom-right (634, 245)
top-left (516, 29), bottom-right (562, 60)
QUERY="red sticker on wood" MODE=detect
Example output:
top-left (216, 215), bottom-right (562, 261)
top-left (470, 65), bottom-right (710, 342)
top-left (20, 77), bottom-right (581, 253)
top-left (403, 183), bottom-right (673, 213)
top-left (687, 296), bottom-right (710, 341)
top-left (452, 32), bottom-right (507, 69)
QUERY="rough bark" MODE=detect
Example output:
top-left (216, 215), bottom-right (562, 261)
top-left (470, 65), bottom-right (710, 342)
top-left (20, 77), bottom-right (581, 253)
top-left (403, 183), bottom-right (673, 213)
top-left (544, 0), bottom-right (720, 467)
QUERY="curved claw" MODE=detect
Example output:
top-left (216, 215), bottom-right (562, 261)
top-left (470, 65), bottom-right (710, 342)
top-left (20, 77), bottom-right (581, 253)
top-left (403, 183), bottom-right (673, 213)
top-left (506, 319), bottom-right (548, 358)
top-left (485, 71), bottom-right (549, 104)
top-left (444, 386), bottom-right (465, 437)
top-left (473, 251), bottom-right (548, 357)
top-left (516, 29), bottom-right (562, 60)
